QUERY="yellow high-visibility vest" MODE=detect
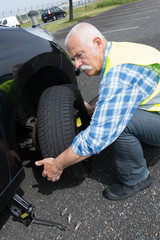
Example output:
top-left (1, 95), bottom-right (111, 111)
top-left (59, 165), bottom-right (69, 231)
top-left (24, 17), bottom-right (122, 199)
top-left (104, 42), bottom-right (160, 111)
top-left (0, 79), bottom-right (20, 104)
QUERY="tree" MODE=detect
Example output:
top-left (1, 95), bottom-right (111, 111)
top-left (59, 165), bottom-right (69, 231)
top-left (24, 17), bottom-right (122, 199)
top-left (69, 0), bottom-right (73, 21)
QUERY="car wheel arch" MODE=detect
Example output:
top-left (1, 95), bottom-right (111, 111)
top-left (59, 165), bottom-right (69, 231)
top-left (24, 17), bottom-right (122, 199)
top-left (17, 65), bottom-right (77, 118)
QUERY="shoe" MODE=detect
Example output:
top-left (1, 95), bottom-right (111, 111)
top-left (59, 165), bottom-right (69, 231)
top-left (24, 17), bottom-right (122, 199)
top-left (103, 175), bottom-right (152, 201)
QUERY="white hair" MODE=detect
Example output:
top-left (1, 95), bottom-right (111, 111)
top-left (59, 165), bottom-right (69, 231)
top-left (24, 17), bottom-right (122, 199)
top-left (65, 22), bottom-right (106, 48)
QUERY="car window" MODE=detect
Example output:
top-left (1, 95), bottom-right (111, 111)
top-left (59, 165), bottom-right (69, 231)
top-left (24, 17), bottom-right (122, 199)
top-left (3, 19), bottom-right (7, 25)
top-left (42, 10), bottom-right (48, 14)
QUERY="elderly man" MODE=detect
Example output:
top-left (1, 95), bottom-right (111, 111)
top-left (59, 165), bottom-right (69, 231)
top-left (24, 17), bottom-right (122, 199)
top-left (36, 22), bottom-right (160, 200)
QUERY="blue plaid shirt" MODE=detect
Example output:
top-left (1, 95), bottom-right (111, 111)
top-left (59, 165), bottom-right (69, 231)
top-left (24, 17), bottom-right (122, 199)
top-left (71, 41), bottom-right (159, 156)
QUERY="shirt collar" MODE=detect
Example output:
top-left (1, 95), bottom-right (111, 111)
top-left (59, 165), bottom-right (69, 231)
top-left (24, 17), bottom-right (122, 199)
top-left (100, 41), bottom-right (112, 79)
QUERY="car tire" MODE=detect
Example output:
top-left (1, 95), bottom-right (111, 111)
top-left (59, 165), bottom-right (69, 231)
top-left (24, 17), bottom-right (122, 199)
top-left (37, 84), bottom-right (91, 183)
top-left (52, 15), bottom-right (56, 21)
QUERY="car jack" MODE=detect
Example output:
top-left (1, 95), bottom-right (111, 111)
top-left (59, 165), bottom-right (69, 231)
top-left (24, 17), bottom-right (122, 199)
top-left (8, 193), bottom-right (67, 231)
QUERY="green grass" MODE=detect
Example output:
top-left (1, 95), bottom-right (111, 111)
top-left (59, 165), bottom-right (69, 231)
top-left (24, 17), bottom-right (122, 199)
top-left (21, 0), bottom-right (140, 32)
top-left (96, 0), bottom-right (140, 8)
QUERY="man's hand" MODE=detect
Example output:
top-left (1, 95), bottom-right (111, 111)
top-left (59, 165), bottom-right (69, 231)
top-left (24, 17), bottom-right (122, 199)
top-left (35, 158), bottom-right (63, 182)
top-left (84, 101), bottom-right (95, 117)
top-left (35, 146), bottom-right (89, 182)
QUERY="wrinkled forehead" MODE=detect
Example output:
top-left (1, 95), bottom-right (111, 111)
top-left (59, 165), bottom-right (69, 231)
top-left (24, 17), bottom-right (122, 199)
top-left (66, 35), bottom-right (84, 57)
top-left (66, 34), bottom-right (81, 48)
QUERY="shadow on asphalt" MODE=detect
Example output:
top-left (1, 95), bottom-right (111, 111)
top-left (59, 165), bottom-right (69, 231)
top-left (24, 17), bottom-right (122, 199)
top-left (18, 143), bottom-right (160, 196)
top-left (16, 145), bottom-right (117, 196)
top-left (23, 141), bottom-right (160, 192)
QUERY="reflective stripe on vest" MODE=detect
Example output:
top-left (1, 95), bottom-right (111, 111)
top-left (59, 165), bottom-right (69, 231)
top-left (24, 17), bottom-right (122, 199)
top-left (103, 42), bottom-right (160, 111)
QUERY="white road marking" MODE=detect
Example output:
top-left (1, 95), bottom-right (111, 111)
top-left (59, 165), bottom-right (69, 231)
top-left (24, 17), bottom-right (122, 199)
top-left (103, 16), bottom-right (149, 27)
top-left (103, 26), bottom-right (139, 34)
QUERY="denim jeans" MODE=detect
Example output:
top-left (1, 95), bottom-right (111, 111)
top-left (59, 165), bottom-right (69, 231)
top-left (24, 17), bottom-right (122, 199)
top-left (112, 109), bottom-right (160, 186)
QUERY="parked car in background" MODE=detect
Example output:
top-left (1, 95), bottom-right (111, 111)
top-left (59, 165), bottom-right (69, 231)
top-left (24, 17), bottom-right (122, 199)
top-left (0, 16), bottom-right (20, 28)
top-left (0, 25), bottom-right (90, 214)
top-left (41, 6), bottom-right (66, 23)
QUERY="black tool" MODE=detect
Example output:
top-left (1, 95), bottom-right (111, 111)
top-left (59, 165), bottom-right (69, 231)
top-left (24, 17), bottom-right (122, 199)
top-left (8, 193), bottom-right (67, 231)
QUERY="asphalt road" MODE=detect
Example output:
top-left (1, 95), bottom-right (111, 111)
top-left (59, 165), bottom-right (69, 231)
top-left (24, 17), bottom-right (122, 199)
top-left (1, 0), bottom-right (160, 239)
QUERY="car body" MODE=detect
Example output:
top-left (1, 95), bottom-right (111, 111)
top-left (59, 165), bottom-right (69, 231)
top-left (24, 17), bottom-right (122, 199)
top-left (0, 25), bottom-right (78, 213)
top-left (41, 6), bottom-right (66, 23)
top-left (0, 16), bottom-right (20, 28)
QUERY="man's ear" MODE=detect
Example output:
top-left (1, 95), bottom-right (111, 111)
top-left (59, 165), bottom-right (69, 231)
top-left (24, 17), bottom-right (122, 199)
top-left (93, 37), bottom-right (103, 47)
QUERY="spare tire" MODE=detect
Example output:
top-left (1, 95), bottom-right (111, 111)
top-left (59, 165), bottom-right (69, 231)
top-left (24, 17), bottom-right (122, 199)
top-left (37, 84), bottom-right (91, 182)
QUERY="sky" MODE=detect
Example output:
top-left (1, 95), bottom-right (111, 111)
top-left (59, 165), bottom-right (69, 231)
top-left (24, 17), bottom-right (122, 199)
top-left (0, 0), bottom-right (68, 18)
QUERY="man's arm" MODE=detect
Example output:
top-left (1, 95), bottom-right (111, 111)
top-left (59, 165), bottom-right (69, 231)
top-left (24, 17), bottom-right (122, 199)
top-left (35, 146), bottom-right (90, 182)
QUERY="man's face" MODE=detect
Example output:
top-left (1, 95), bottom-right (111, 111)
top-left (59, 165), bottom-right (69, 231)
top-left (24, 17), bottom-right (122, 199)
top-left (66, 35), bottom-right (104, 76)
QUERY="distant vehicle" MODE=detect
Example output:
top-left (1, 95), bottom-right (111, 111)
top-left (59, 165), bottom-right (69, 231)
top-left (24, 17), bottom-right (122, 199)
top-left (0, 16), bottom-right (20, 28)
top-left (41, 6), bottom-right (66, 23)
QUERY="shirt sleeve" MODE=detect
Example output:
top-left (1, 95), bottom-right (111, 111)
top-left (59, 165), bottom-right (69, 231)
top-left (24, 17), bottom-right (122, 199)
top-left (71, 64), bottom-right (158, 156)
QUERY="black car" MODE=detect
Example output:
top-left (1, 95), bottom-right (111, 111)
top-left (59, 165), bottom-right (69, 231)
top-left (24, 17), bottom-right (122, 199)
top-left (41, 6), bottom-right (66, 23)
top-left (0, 26), bottom-right (90, 214)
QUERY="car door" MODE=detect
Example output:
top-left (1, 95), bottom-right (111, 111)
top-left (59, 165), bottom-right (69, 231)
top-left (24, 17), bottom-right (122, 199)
top-left (55, 7), bottom-right (62, 18)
